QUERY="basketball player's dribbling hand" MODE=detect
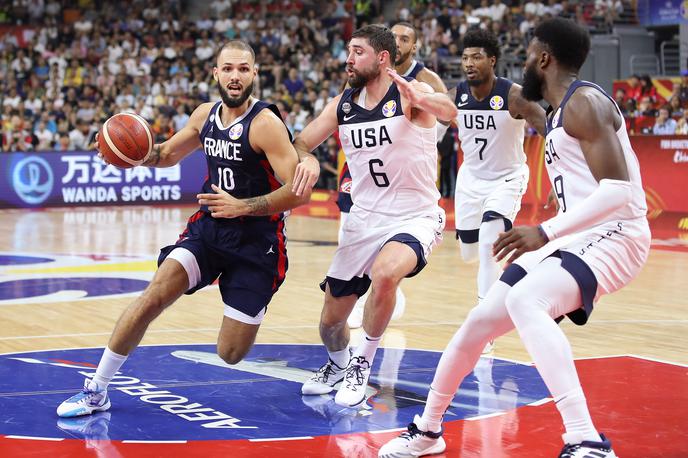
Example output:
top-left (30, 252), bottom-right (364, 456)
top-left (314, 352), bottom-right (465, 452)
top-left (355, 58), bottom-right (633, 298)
top-left (387, 68), bottom-right (422, 106)
top-left (292, 155), bottom-right (320, 197)
top-left (93, 133), bottom-right (108, 164)
top-left (493, 226), bottom-right (548, 266)
top-left (197, 184), bottom-right (249, 218)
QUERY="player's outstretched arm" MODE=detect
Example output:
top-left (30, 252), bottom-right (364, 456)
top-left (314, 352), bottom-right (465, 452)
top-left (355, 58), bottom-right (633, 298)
top-left (197, 109), bottom-right (311, 218)
top-left (493, 89), bottom-right (633, 264)
top-left (291, 94), bottom-right (341, 196)
top-left (508, 83), bottom-right (547, 137)
top-left (387, 68), bottom-right (458, 123)
top-left (143, 103), bottom-right (213, 168)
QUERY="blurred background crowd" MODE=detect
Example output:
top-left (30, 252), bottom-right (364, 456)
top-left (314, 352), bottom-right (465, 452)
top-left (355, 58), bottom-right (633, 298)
top-left (1, 0), bottom-right (685, 193)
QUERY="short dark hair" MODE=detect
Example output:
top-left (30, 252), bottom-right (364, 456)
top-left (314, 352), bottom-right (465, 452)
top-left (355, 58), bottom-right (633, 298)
top-left (218, 39), bottom-right (255, 62)
top-left (462, 28), bottom-right (500, 61)
top-left (392, 21), bottom-right (417, 42)
top-left (533, 18), bottom-right (590, 71)
top-left (351, 24), bottom-right (397, 64)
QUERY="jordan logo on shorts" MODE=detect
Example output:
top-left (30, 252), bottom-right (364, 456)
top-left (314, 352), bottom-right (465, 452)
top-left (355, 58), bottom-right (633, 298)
top-left (266, 245), bottom-right (275, 254)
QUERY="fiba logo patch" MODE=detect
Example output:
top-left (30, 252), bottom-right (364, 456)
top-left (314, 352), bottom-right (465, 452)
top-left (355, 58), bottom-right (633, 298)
top-left (229, 124), bottom-right (243, 140)
top-left (489, 95), bottom-right (504, 110)
top-left (382, 100), bottom-right (397, 117)
top-left (461, 93), bottom-right (468, 102)
top-left (342, 102), bottom-right (352, 114)
top-left (340, 178), bottom-right (352, 194)
top-left (12, 156), bottom-right (54, 205)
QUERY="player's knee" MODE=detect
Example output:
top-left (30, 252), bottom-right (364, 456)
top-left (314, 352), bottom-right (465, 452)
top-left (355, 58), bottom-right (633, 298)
top-left (217, 345), bottom-right (249, 365)
top-left (369, 267), bottom-right (398, 295)
top-left (460, 242), bottom-right (479, 263)
top-left (504, 283), bottom-right (532, 325)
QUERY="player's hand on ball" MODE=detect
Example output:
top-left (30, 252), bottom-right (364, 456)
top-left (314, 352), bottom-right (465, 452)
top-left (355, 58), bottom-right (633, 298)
top-left (197, 184), bottom-right (249, 218)
top-left (93, 132), bottom-right (108, 164)
top-left (493, 226), bottom-right (548, 265)
top-left (292, 155), bottom-right (320, 196)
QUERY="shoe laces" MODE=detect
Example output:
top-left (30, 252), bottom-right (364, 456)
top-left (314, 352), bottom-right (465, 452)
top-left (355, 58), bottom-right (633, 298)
top-left (315, 359), bottom-right (341, 383)
top-left (344, 356), bottom-right (370, 390)
top-left (559, 443), bottom-right (581, 458)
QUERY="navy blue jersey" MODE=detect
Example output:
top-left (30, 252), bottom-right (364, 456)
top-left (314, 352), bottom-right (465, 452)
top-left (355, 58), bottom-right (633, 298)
top-left (198, 100), bottom-right (290, 216)
top-left (403, 60), bottom-right (425, 80)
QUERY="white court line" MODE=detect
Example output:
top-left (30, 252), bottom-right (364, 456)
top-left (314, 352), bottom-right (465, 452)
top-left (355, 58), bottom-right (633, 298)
top-left (5, 435), bottom-right (64, 441)
top-left (122, 440), bottom-right (188, 444)
top-left (3, 317), bottom-right (686, 341)
top-left (527, 397), bottom-right (553, 406)
top-left (249, 436), bottom-right (313, 442)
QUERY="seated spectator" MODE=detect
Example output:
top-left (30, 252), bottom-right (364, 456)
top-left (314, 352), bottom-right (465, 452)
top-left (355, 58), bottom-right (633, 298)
top-left (676, 114), bottom-right (688, 135)
top-left (625, 74), bottom-right (641, 103)
top-left (635, 96), bottom-right (656, 117)
top-left (639, 74), bottom-right (658, 104)
top-left (652, 107), bottom-right (677, 135)
top-left (614, 88), bottom-right (629, 116)
top-left (34, 121), bottom-right (55, 151)
top-left (69, 119), bottom-right (96, 150)
top-left (679, 70), bottom-right (688, 108)
top-left (668, 95), bottom-right (683, 118)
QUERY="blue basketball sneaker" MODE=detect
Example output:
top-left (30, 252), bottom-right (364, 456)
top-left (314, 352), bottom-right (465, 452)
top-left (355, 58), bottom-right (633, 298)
top-left (57, 378), bottom-right (111, 418)
top-left (558, 433), bottom-right (618, 458)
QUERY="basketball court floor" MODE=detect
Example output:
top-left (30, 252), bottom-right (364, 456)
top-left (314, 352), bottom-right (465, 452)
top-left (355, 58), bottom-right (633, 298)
top-left (0, 197), bottom-right (686, 457)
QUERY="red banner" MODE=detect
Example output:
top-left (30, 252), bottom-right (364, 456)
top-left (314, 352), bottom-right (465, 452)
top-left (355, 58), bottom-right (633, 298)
top-left (522, 134), bottom-right (688, 215)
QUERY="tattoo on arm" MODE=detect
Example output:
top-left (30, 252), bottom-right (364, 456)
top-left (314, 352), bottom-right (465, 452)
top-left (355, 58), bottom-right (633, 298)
top-left (245, 195), bottom-right (269, 215)
top-left (146, 145), bottom-right (162, 166)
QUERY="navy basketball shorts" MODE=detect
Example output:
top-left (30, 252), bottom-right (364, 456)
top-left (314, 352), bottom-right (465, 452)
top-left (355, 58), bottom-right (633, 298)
top-left (158, 211), bottom-right (288, 318)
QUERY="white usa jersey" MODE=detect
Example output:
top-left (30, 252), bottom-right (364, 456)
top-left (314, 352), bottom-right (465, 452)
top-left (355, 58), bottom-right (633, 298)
top-left (455, 77), bottom-right (526, 180)
top-left (545, 80), bottom-right (647, 222)
top-left (337, 81), bottom-right (440, 215)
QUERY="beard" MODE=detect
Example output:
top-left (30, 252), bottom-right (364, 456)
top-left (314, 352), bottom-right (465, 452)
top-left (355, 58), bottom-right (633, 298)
top-left (521, 64), bottom-right (544, 102)
top-left (395, 49), bottom-right (411, 66)
top-left (347, 63), bottom-right (380, 89)
top-left (218, 80), bottom-right (254, 108)
top-left (466, 76), bottom-right (484, 87)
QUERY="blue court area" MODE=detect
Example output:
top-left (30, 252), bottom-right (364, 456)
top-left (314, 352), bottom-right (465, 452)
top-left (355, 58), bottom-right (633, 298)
top-left (0, 255), bottom-right (54, 266)
top-left (0, 344), bottom-right (550, 442)
top-left (0, 277), bottom-right (150, 301)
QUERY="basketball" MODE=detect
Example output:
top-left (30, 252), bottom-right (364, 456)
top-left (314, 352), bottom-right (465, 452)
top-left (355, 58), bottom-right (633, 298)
top-left (98, 113), bottom-right (154, 168)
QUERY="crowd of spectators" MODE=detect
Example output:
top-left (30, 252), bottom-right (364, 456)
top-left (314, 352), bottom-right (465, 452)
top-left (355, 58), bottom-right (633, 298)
top-left (1, 0), bottom-right (680, 191)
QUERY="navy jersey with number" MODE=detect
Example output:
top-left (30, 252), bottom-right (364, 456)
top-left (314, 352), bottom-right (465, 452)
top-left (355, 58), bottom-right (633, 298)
top-left (197, 99), bottom-right (290, 216)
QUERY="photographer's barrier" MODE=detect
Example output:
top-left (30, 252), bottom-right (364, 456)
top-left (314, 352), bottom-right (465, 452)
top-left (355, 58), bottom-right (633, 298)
top-left (0, 150), bottom-right (206, 209)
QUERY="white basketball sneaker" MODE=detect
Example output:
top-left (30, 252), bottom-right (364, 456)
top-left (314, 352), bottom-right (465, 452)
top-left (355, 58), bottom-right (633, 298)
top-left (378, 414), bottom-right (446, 457)
top-left (302, 358), bottom-right (348, 395)
top-left (57, 378), bottom-right (111, 418)
top-left (558, 433), bottom-right (618, 458)
top-left (334, 355), bottom-right (372, 407)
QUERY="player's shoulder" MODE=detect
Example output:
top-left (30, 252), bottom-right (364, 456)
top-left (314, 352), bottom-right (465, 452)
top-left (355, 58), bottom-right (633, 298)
top-left (416, 67), bottom-right (447, 93)
top-left (563, 86), bottom-right (618, 135)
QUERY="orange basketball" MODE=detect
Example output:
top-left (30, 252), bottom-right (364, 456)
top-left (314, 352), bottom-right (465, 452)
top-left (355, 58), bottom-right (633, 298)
top-left (98, 113), bottom-right (154, 168)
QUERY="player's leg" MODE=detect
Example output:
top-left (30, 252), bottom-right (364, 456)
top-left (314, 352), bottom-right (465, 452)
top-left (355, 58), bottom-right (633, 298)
top-left (454, 170), bottom-right (482, 264)
top-left (216, 312), bottom-right (262, 365)
top-left (504, 256), bottom-right (603, 446)
top-left (57, 252), bottom-right (193, 417)
top-left (302, 283), bottom-right (358, 395)
top-left (335, 240), bottom-right (417, 407)
top-left (477, 212), bottom-right (509, 301)
top-left (378, 278), bottom-right (517, 458)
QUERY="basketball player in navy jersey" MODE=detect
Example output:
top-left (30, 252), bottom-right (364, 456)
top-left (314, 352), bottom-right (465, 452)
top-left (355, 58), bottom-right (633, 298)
top-left (292, 24), bottom-right (457, 408)
top-left (343, 21), bottom-right (449, 330)
top-left (451, 29), bottom-right (546, 353)
top-left (379, 19), bottom-right (649, 458)
top-left (57, 40), bottom-right (320, 418)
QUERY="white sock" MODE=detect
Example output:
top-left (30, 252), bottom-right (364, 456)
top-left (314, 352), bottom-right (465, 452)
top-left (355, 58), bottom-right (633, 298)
top-left (327, 346), bottom-right (351, 369)
top-left (477, 219), bottom-right (504, 300)
top-left (88, 347), bottom-right (128, 390)
top-left (556, 387), bottom-right (601, 443)
top-left (354, 330), bottom-right (381, 362)
top-left (422, 388), bottom-right (453, 433)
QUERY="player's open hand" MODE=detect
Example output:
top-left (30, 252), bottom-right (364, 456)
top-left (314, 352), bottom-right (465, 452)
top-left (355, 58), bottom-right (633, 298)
top-left (197, 184), bottom-right (249, 218)
top-left (94, 132), bottom-right (109, 164)
top-left (292, 155), bottom-right (320, 197)
top-left (493, 225), bottom-right (548, 265)
top-left (387, 68), bottom-right (421, 106)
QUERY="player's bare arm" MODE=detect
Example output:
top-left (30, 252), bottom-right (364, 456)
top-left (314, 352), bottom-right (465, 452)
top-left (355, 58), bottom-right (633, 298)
top-left (494, 88), bottom-right (632, 264)
top-left (508, 83), bottom-right (547, 137)
top-left (197, 109), bottom-right (309, 218)
top-left (292, 94), bottom-right (342, 195)
top-left (142, 102), bottom-right (214, 167)
top-left (387, 68), bottom-right (457, 126)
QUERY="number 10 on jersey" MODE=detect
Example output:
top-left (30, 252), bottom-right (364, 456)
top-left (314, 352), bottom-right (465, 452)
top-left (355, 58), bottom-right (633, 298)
top-left (218, 167), bottom-right (235, 191)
